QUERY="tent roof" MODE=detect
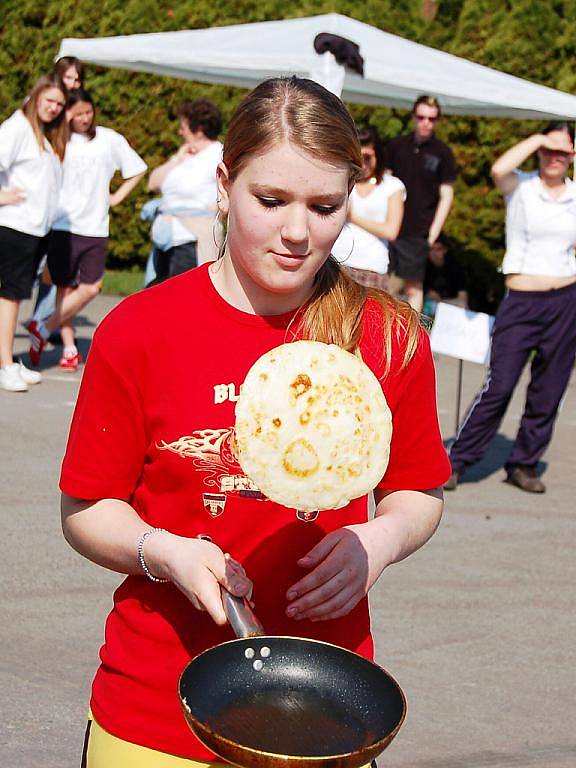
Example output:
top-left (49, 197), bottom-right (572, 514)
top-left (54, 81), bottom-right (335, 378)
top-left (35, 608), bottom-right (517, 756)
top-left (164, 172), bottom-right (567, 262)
top-left (59, 13), bottom-right (576, 120)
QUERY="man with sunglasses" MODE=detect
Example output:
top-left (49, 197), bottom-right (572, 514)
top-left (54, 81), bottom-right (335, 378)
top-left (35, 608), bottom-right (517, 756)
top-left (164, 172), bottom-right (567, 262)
top-left (384, 95), bottom-right (457, 311)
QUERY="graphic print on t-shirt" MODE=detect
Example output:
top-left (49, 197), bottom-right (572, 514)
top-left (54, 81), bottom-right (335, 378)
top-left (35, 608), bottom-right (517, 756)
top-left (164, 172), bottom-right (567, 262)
top-left (157, 427), bottom-right (263, 497)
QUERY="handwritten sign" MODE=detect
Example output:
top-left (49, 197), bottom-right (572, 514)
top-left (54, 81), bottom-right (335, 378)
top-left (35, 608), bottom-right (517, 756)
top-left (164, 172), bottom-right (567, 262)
top-left (430, 303), bottom-right (495, 364)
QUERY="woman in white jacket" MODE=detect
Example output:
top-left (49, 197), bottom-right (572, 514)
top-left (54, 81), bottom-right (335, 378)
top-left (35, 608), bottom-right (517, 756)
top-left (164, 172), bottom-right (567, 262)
top-left (0, 73), bottom-right (67, 392)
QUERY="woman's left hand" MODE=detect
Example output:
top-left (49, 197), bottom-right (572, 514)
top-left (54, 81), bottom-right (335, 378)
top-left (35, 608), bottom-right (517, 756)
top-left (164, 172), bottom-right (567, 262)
top-left (285, 523), bottom-right (392, 622)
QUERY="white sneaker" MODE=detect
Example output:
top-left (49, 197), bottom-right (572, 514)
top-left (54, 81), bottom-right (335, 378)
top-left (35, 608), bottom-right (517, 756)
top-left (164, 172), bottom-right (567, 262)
top-left (18, 360), bottom-right (42, 385)
top-left (0, 363), bottom-right (28, 392)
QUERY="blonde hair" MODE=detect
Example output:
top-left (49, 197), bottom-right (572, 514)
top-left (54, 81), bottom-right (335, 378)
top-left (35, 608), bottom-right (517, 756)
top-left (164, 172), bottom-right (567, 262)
top-left (222, 77), bottom-right (420, 376)
top-left (22, 74), bottom-right (68, 161)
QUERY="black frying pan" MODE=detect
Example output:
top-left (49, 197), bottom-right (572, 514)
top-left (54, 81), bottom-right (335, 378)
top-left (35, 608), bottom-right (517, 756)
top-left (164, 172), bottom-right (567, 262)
top-left (178, 591), bottom-right (406, 768)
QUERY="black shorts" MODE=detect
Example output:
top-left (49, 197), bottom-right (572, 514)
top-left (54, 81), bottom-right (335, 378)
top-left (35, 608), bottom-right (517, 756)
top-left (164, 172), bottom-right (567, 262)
top-left (47, 230), bottom-right (108, 287)
top-left (0, 225), bottom-right (47, 300)
top-left (389, 236), bottom-right (430, 282)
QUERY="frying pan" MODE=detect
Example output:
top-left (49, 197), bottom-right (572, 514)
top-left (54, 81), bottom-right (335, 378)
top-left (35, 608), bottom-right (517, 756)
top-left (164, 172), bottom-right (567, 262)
top-left (178, 589), bottom-right (406, 768)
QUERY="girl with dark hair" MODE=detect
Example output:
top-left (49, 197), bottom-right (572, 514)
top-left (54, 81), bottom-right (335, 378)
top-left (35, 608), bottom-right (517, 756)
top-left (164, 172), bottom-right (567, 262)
top-left (53, 56), bottom-right (85, 91)
top-left (28, 89), bottom-right (147, 371)
top-left (0, 74), bottom-right (67, 392)
top-left (60, 77), bottom-right (448, 765)
top-left (332, 125), bottom-right (404, 290)
top-left (446, 123), bottom-right (576, 493)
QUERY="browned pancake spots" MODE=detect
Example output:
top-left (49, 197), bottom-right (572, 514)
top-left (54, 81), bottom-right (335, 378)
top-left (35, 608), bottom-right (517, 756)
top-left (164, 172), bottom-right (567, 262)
top-left (259, 373), bottom-right (269, 381)
top-left (283, 439), bottom-right (319, 477)
top-left (339, 375), bottom-right (356, 391)
top-left (299, 411), bottom-right (311, 425)
top-left (272, 418), bottom-right (282, 428)
top-left (290, 374), bottom-right (312, 398)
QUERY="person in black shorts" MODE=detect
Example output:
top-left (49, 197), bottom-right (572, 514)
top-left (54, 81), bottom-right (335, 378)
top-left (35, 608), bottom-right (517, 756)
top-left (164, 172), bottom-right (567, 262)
top-left (385, 95), bottom-right (457, 312)
top-left (28, 89), bottom-right (146, 371)
top-left (0, 73), bottom-right (67, 392)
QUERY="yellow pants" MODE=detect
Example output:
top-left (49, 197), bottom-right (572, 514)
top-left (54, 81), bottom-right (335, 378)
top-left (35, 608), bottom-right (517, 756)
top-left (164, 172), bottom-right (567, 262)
top-left (83, 713), bottom-right (374, 768)
top-left (83, 715), bottom-right (227, 768)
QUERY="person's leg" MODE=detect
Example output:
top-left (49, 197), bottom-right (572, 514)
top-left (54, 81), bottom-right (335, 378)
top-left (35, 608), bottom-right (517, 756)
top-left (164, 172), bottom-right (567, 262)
top-left (0, 297), bottom-right (20, 368)
top-left (391, 237), bottom-right (428, 310)
top-left (403, 279), bottom-right (424, 312)
top-left (448, 291), bottom-right (538, 477)
top-left (45, 281), bottom-right (101, 332)
top-left (506, 284), bottom-right (576, 471)
top-left (168, 241), bottom-right (198, 278)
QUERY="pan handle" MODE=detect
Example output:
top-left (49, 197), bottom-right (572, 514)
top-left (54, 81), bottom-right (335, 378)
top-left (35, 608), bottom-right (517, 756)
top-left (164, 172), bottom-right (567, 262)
top-left (197, 534), bottom-right (265, 639)
top-left (221, 590), bottom-right (265, 639)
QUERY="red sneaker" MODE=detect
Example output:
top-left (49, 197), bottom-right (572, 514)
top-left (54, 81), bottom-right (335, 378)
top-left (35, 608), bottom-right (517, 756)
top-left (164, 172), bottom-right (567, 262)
top-left (59, 352), bottom-right (82, 372)
top-left (28, 320), bottom-right (47, 366)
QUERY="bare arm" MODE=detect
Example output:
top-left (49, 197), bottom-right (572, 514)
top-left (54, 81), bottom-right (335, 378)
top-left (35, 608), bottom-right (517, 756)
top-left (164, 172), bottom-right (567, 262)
top-left (61, 493), bottom-right (251, 624)
top-left (148, 144), bottom-right (194, 192)
top-left (348, 188), bottom-right (404, 240)
top-left (285, 486), bottom-right (443, 621)
top-left (427, 183), bottom-right (454, 245)
top-left (109, 171), bottom-right (146, 208)
top-left (491, 132), bottom-right (574, 195)
top-left (491, 134), bottom-right (545, 195)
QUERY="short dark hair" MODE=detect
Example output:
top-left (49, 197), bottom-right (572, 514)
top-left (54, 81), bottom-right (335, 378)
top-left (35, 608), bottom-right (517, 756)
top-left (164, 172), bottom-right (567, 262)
top-left (412, 94), bottom-right (441, 118)
top-left (357, 125), bottom-right (385, 183)
top-left (542, 121), bottom-right (575, 142)
top-left (177, 99), bottom-right (222, 140)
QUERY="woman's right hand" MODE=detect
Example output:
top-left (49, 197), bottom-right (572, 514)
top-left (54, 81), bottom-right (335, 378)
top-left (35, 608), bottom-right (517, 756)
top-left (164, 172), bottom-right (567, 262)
top-left (146, 534), bottom-right (252, 625)
top-left (0, 187), bottom-right (26, 206)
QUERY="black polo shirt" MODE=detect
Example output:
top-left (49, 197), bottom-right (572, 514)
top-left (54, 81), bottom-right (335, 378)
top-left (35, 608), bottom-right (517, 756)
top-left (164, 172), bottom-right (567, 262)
top-left (384, 132), bottom-right (457, 237)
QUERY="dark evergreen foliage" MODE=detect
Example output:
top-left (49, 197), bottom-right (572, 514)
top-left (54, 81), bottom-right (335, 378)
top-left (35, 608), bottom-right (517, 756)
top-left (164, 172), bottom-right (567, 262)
top-left (2, 1), bottom-right (574, 310)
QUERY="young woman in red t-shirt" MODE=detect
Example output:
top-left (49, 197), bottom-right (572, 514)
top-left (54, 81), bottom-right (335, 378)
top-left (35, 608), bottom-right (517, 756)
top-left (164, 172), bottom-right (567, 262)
top-left (60, 77), bottom-right (450, 766)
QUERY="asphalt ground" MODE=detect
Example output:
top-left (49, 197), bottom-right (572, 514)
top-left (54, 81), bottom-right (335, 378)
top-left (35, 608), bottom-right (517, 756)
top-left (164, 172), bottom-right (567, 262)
top-left (1, 292), bottom-right (575, 768)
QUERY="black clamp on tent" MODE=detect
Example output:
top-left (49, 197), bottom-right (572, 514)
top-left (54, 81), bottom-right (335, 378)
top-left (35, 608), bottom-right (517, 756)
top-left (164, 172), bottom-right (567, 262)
top-left (313, 33), bottom-right (365, 76)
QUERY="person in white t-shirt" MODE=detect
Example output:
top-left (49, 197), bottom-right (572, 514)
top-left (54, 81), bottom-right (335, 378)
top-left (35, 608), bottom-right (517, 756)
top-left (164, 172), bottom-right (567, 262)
top-left (147, 99), bottom-right (223, 283)
top-left (332, 126), bottom-right (404, 290)
top-left (0, 73), bottom-right (67, 393)
top-left (32, 58), bottom-right (86, 332)
top-left (446, 123), bottom-right (576, 494)
top-left (28, 89), bottom-right (147, 371)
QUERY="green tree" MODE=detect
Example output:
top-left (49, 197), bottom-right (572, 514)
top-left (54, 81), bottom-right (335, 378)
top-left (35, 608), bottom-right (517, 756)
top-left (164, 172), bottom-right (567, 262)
top-left (1, 0), bottom-right (574, 309)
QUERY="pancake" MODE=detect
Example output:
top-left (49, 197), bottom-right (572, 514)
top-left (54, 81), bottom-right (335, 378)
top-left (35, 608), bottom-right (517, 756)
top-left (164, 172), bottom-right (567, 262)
top-left (234, 341), bottom-right (392, 511)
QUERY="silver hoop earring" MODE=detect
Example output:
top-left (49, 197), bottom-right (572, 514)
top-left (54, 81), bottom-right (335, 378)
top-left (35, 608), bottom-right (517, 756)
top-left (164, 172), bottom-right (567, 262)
top-left (331, 224), bottom-right (355, 265)
top-left (212, 211), bottom-right (227, 252)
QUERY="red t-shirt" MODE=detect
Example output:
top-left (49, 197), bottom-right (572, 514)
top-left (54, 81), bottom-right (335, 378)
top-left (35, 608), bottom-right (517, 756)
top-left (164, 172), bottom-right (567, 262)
top-left (60, 264), bottom-right (450, 758)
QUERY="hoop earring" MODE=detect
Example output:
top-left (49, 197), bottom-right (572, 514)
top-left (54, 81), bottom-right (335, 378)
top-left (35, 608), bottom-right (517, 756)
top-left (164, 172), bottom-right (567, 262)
top-left (212, 211), bottom-right (228, 256)
top-left (331, 224), bottom-right (355, 265)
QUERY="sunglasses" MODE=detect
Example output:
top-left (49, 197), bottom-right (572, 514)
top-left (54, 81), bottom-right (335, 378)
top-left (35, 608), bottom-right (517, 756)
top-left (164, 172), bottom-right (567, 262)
top-left (414, 114), bottom-right (438, 123)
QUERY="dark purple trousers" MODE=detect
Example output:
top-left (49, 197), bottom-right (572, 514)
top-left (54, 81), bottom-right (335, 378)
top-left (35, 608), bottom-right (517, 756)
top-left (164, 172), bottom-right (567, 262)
top-left (449, 282), bottom-right (576, 474)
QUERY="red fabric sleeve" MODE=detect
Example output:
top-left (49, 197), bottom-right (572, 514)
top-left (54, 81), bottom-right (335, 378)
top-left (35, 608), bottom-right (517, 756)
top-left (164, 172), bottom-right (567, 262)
top-left (378, 327), bottom-right (450, 490)
top-left (60, 324), bottom-right (148, 501)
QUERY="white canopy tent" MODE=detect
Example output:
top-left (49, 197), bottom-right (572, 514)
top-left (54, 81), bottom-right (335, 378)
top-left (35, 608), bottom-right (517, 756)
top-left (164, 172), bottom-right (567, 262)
top-left (58, 13), bottom-right (576, 120)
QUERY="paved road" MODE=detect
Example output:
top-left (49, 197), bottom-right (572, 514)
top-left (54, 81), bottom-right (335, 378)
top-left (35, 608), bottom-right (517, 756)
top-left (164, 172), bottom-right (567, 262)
top-left (1, 294), bottom-right (575, 768)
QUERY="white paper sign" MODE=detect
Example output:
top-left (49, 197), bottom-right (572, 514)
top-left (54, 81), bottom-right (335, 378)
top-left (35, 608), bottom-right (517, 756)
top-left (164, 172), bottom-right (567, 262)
top-left (430, 303), bottom-right (495, 364)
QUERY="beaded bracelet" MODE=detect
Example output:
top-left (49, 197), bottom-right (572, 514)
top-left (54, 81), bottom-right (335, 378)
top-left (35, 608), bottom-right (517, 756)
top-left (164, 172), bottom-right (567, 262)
top-left (137, 528), bottom-right (170, 583)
